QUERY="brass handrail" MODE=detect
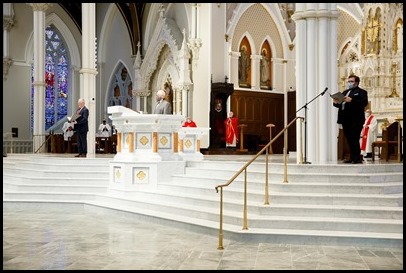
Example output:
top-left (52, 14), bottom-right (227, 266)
top-left (214, 116), bottom-right (304, 250)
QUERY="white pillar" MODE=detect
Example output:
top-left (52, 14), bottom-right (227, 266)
top-left (191, 3), bottom-right (200, 39)
top-left (317, 5), bottom-right (330, 163)
top-left (229, 51), bottom-right (240, 87)
top-left (80, 3), bottom-right (98, 157)
top-left (250, 54), bottom-right (261, 90)
top-left (329, 6), bottom-right (339, 162)
top-left (292, 3), bottom-right (339, 163)
top-left (305, 5), bottom-right (317, 164)
top-left (3, 14), bottom-right (15, 80)
top-left (182, 88), bottom-right (188, 116)
top-left (28, 3), bottom-right (52, 153)
top-left (294, 5), bottom-right (307, 163)
top-left (3, 4), bottom-right (15, 58)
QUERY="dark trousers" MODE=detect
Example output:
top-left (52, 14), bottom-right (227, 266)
top-left (343, 122), bottom-right (363, 162)
top-left (77, 132), bottom-right (88, 155)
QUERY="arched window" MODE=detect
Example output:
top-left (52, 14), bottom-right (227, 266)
top-left (30, 25), bottom-right (70, 131)
top-left (108, 65), bottom-right (133, 109)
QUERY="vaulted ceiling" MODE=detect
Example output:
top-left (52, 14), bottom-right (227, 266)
top-left (59, 3), bottom-right (146, 55)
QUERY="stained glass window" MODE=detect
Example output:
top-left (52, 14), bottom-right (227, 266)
top-left (31, 25), bottom-right (70, 131)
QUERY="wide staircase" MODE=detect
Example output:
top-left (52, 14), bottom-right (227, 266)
top-left (3, 153), bottom-right (403, 248)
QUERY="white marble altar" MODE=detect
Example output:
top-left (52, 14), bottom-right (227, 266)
top-left (106, 106), bottom-right (209, 192)
top-left (178, 127), bottom-right (210, 161)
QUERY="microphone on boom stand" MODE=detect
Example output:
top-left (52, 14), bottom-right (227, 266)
top-left (296, 87), bottom-right (329, 164)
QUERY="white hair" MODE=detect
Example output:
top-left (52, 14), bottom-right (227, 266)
top-left (157, 89), bottom-right (166, 99)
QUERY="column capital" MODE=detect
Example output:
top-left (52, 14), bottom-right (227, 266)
top-left (229, 51), bottom-right (240, 59)
top-left (250, 54), bottom-right (262, 61)
top-left (132, 89), bottom-right (151, 97)
top-left (3, 58), bottom-right (13, 81)
top-left (3, 16), bottom-right (16, 31)
top-left (79, 68), bottom-right (98, 75)
top-left (32, 81), bottom-right (47, 87)
top-left (27, 3), bottom-right (53, 12)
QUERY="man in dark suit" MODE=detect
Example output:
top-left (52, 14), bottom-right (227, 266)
top-left (73, 98), bottom-right (89, 157)
top-left (333, 75), bottom-right (368, 164)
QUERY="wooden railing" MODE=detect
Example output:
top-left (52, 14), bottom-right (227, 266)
top-left (214, 116), bottom-right (304, 250)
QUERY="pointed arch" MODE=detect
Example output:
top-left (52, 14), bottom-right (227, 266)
top-left (238, 36), bottom-right (252, 88)
top-left (107, 61), bottom-right (133, 111)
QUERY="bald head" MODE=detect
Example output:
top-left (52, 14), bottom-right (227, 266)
top-left (156, 89), bottom-right (166, 102)
top-left (157, 89), bottom-right (166, 98)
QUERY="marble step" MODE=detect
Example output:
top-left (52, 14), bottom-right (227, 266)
top-left (3, 173), bottom-right (109, 185)
top-left (170, 174), bottom-right (403, 193)
top-left (4, 174), bottom-right (402, 208)
top-left (3, 168), bottom-right (109, 179)
top-left (188, 160), bottom-right (404, 174)
top-left (4, 192), bottom-right (400, 235)
top-left (3, 182), bottom-right (108, 193)
top-left (156, 182), bottom-right (402, 208)
top-left (183, 167), bottom-right (403, 183)
top-left (6, 162), bottom-right (109, 172)
top-left (83, 200), bottom-right (402, 248)
top-left (91, 193), bottom-right (402, 233)
top-left (3, 154), bottom-right (403, 249)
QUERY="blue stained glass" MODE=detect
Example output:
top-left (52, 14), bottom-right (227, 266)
top-left (31, 25), bottom-right (70, 132)
top-left (51, 41), bottom-right (60, 49)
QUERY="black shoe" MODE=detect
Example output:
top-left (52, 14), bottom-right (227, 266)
top-left (74, 154), bottom-right (81, 157)
top-left (343, 159), bottom-right (352, 163)
top-left (352, 160), bottom-right (363, 164)
top-left (364, 154), bottom-right (372, 158)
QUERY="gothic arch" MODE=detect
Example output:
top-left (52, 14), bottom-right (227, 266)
top-left (227, 3), bottom-right (285, 58)
top-left (141, 16), bottom-right (183, 93)
top-left (107, 61), bottom-right (133, 110)
top-left (98, 4), bottom-right (119, 64)
top-left (25, 12), bottom-right (80, 68)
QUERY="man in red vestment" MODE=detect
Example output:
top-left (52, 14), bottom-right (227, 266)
top-left (182, 116), bottom-right (197, 127)
top-left (224, 111), bottom-right (238, 147)
top-left (360, 109), bottom-right (378, 159)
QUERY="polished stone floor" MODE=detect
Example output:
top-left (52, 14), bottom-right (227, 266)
top-left (3, 205), bottom-right (403, 270)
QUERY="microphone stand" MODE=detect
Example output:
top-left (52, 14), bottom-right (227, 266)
top-left (296, 87), bottom-right (328, 164)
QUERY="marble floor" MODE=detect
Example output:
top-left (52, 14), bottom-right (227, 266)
top-left (3, 205), bottom-right (403, 270)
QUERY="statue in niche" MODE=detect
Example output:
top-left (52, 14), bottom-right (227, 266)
top-left (395, 22), bottom-right (403, 53)
top-left (238, 45), bottom-right (250, 86)
top-left (260, 48), bottom-right (270, 88)
top-left (365, 9), bottom-right (381, 55)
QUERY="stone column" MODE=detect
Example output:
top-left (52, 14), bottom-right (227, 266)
top-left (28, 3), bottom-right (52, 153)
top-left (80, 3), bottom-right (98, 157)
top-left (229, 51), bottom-right (240, 87)
top-left (292, 3), bottom-right (339, 163)
top-left (3, 7), bottom-right (16, 81)
top-left (250, 54), bottom-right (261, 90)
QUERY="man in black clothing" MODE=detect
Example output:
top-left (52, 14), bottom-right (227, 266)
top-left (333, 75), bottom-right (368, 164)
top-left (73, 98), bottom-right (89, 157)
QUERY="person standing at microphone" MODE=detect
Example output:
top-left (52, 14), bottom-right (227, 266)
top-left (332, 75), bottom-right (368, 164)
